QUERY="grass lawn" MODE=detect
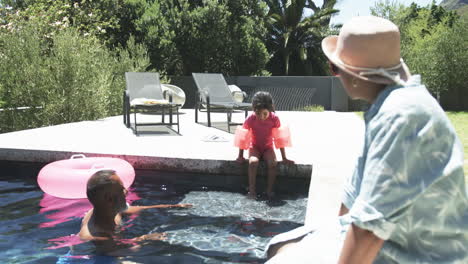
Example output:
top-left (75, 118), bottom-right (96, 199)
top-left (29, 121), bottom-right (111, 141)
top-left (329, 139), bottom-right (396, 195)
top-left (446, 112), bottom-right (468, 182)
top-left (355, 111), bottom-right (468, 182)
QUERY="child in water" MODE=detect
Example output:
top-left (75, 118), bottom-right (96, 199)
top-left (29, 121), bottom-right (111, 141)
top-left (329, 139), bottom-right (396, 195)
top-left (236, 91), bottom-right (294, 199)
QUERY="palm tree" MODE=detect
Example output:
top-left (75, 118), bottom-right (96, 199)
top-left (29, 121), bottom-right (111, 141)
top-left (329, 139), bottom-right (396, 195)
top-left (265, 0), bottom-right (339, 75)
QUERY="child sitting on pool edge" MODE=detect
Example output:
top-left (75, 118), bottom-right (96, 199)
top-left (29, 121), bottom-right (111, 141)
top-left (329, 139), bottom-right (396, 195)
top-left (236, 91), bottom-right (294, 200)
top-left (78, 169), bottom-right (192, 255)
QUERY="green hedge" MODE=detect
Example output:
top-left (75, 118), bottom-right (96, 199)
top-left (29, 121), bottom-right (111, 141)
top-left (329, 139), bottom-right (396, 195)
top-left (0, 24), bottom-right (150, 133)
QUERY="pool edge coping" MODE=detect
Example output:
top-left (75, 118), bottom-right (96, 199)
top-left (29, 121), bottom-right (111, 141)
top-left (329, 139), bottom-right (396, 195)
top-left (0, 148), bottom-right (312, 178)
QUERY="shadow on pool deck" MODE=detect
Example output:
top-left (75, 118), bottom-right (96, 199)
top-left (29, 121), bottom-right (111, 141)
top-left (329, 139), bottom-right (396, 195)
top-left (0, 109), bottom-right (365, 226)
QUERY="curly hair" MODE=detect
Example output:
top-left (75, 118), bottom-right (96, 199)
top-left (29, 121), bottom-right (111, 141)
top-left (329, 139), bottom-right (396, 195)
top-left (252, 91), bottom-right (275, 112)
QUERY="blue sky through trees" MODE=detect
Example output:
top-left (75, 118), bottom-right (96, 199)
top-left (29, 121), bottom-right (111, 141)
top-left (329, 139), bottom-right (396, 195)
top-left (310, 0), bottom-right (443, 24)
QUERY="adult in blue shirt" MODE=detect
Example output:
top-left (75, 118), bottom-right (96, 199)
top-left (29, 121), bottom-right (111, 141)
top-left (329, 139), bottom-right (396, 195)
top-left (266, 16), bottom-right (467, 264)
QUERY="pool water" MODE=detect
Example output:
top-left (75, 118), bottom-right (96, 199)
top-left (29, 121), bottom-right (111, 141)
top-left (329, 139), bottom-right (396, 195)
top-left (0, 164), bottom-right (308, 263)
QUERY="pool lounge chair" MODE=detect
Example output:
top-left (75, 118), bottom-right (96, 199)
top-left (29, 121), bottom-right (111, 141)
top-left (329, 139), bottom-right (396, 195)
top-left (192, 73), bottom-right (251, 132)
top-left (123, 72), bottom-right (180, 134)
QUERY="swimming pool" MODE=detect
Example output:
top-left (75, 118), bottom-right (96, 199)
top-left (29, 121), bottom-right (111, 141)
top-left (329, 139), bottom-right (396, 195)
top-left (0, 162), bottom-right (308, 263)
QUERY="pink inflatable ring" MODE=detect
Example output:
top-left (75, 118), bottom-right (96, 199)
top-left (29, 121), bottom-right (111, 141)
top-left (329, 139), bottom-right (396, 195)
top-left (37, 154), bottom-right (135, 199)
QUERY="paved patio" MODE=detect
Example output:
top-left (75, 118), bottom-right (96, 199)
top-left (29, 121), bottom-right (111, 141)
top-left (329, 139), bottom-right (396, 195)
top-left (0, 109), bottom-right (364, 226)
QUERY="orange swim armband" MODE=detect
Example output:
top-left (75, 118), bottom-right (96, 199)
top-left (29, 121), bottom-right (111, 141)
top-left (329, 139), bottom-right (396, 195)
top-left (233, 126), bottom-right (252, 150)
top-left (272, 125), bottom-right (292, 148)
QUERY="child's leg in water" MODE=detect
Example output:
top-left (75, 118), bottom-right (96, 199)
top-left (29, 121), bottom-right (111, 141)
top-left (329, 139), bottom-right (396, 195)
top-left (248, 148), bottom-right (261, 199)
top-left (263, 148), bottom-right (277, 199)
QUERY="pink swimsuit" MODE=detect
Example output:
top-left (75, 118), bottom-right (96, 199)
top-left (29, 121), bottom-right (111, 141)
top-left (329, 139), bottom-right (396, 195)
top-left (243, 112), bottom-right (280, 154)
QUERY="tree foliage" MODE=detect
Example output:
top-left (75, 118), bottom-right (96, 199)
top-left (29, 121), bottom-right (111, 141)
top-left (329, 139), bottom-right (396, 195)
top-left (0, 0), bottom-right (126, 46)
top-left (402, 7), bottom-right (467, 107)
top-left (265, 0), bottom-right (339, 76)
top-left (0, 1), bottom-right (151, 132)
top-left (371, 0), bottom-right (468, 109)
top-left (130, 0), bottom-right (269, 76)
top-left (370, 0), bottom-right (406, 22)
top-left (1, 0), bottom-right (335, 77)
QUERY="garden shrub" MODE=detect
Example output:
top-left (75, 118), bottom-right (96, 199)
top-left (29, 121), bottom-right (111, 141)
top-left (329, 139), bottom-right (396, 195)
top-left (0, 23), bottom-right (151, 133)
top-left (297, 104), bottom-right (325, 112)
top-left (0, 23), bottom-right (50, 132)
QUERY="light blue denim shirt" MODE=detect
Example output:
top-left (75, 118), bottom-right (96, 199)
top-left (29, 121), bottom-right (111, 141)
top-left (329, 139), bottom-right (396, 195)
top-left (341, 75), bottom-right (468, 263)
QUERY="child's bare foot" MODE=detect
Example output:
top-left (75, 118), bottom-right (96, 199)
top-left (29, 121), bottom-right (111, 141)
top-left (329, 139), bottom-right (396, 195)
top-left (236, 156), bottom-right (246, 163)
top-left (177, 203), bottom-right (193, 208)
top-left (247, 191), bottom-right (257, 200)
top-left (267, 192), bottom-right (275, 200)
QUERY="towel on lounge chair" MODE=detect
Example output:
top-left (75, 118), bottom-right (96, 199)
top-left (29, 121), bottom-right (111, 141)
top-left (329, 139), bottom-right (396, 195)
top-left (123, 72), bottom-right (181, 134)
top-left (130, 98), bottom-right (169, 105)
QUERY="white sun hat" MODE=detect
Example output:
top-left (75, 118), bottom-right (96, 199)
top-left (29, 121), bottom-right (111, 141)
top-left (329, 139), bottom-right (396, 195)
top-left (322, 16), bottom-right (410, 85)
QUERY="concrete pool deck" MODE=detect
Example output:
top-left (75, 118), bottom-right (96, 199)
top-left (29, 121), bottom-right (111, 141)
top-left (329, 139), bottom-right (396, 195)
top-left (0, 109), bottom-right (364, 226)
